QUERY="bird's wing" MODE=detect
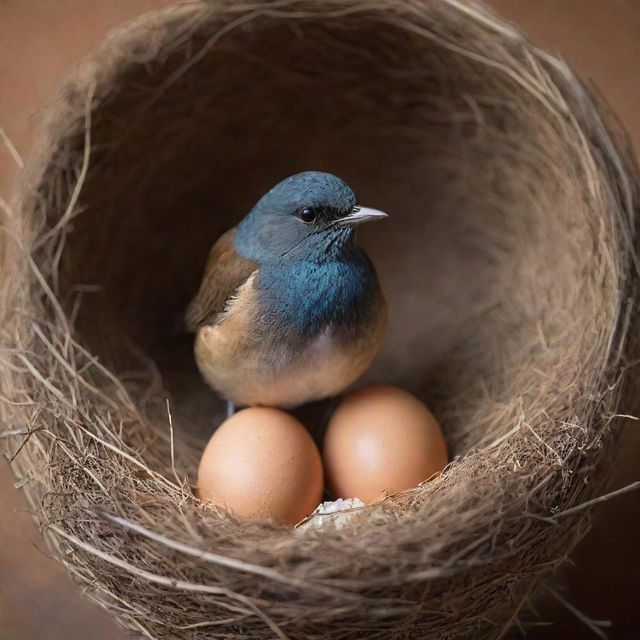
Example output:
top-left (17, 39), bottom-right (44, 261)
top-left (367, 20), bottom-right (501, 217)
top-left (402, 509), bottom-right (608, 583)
top-left (185, 227), bottom-right (258, 331)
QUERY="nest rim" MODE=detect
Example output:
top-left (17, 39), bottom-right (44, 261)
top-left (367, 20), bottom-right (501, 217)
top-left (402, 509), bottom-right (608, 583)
top-left (2, 1), bottom-right (639, 638)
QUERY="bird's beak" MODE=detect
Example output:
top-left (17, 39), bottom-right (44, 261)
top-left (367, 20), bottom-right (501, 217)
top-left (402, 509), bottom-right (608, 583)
top-left (336, 206), bottom-right (388, 227)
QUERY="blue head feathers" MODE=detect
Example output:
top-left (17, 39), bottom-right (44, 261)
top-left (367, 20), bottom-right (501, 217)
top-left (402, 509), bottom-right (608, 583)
top-left (234, 171), bottom-right (385, 263)
top-left (233, 171), bottom-right (387, 337)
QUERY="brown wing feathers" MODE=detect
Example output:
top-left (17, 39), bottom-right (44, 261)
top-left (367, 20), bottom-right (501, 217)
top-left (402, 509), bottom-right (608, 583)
top-left (185, 228), bottom-right (257, 331)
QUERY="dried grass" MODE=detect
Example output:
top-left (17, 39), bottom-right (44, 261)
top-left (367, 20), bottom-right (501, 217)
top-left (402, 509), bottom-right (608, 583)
top-left (1, 1), bottom-right (639, 638)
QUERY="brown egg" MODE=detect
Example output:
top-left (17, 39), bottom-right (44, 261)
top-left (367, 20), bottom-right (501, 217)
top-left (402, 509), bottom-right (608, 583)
top-left (323, 385), bottom-right (447, 503)
top-left (197, 407), bottom-right (323, 525)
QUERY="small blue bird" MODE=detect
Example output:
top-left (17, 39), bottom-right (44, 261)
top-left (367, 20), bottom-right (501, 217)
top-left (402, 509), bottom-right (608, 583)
top-left (186, 171), bottom-right (388, 411)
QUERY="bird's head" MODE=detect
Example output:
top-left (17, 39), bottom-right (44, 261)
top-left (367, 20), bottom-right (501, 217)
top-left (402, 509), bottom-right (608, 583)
top-left (234, 171), bottom-right (387, 263)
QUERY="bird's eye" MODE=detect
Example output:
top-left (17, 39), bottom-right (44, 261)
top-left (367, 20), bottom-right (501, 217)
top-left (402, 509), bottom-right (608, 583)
top-left (297, 206), bottom-right (317, 223)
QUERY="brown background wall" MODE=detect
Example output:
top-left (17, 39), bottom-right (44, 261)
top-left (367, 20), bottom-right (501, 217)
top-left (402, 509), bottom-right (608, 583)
top-left (1, 2), bottom-right (638, 639)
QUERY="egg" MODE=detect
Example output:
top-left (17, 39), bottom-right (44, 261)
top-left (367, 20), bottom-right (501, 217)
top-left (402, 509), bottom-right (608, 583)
top-left (323, 385), bottom-right (447, 503)
top-left (197, 407), bottom-right (323, 525)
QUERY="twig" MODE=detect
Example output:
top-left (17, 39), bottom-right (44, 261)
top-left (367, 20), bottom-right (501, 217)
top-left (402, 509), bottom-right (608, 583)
top-left (544, 586), bottom-right (611, 639)
top-left (0, 195), bottom-right (14, 218)
top-left (0, 125), bottom-right (24, 169)
top-left (551, 481), bottom-right (640, 519)
top-left (36, 83), bottom-right (94, 246)
top-left (165, 398), bottom-right (179, 486)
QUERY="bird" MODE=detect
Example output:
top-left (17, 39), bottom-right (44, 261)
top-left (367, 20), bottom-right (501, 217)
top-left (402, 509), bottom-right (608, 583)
top-left (186, 171), bottom-right (388, 414)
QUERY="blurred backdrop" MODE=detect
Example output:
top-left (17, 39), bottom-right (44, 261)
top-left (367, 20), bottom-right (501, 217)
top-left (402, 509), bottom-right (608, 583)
top-left (1, 1), bottom-right (638, 639)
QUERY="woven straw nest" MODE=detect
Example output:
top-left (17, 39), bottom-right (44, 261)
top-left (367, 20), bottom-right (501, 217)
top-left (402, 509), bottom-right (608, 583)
top-left (2, 1), bottom-right (639, 638)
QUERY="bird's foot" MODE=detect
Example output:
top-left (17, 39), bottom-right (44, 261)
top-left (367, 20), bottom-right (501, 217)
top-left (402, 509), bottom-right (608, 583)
top-left (226, 400), bottom-right (236, 419)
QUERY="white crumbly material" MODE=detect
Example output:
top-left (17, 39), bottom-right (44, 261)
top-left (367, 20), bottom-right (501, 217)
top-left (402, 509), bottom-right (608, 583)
top-left (298, 498), bottom-right (366, 531)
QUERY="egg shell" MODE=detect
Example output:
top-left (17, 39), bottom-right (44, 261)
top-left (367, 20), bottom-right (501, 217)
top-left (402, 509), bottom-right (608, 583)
top-left (323, 385), bottom-right (447, 503)
top-left (197, 407), bottom-right (323, 525)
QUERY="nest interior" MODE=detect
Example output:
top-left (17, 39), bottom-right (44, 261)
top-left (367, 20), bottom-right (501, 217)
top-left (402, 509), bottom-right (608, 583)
top-left (2, 1), bottom-right (638, 639)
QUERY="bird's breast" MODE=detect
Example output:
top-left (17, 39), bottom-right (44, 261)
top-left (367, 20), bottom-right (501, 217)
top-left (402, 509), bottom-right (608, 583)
top-left (194, 263), bottom-right (387, 407)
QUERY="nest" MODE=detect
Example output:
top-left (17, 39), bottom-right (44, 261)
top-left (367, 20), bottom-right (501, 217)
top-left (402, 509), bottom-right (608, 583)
top-left (2, 1), bottom-right (639, 638)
